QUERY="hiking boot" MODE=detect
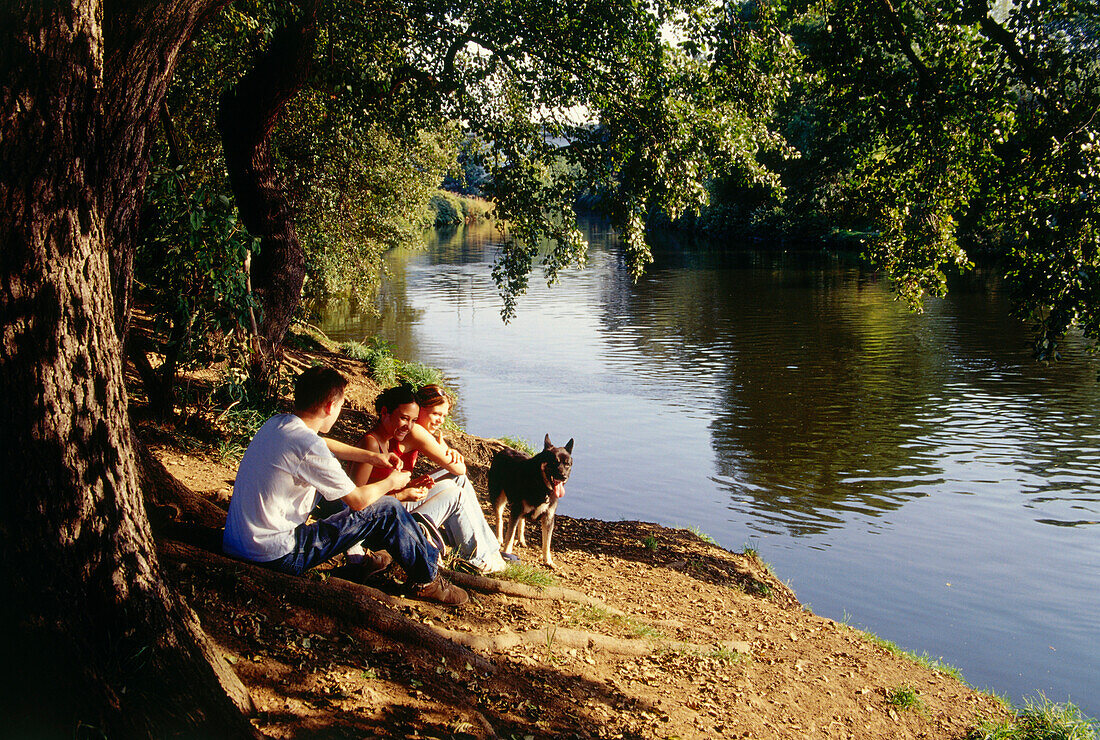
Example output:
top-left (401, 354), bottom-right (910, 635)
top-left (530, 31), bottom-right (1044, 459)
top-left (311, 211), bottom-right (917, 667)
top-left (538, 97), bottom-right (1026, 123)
top-left (357, 550), bottom-right (393, 580)
top-left (414, 577), bottom-right (469, 606)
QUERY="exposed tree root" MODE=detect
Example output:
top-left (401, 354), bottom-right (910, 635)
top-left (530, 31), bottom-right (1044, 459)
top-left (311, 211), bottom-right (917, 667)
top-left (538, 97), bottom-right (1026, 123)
top-left (161, 540), bottom-right (495, 674)
top-left (138, 441), bottom-right (228, 530)
top-left (431, 624), bottom-right (712, 657)
top-left (442, 568), bottom-right (625, 614)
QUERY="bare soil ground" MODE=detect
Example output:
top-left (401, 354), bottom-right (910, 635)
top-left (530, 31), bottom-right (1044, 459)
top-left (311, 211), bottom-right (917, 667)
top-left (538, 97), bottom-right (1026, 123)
top-left (138, 346), bottom-right (1010, 739)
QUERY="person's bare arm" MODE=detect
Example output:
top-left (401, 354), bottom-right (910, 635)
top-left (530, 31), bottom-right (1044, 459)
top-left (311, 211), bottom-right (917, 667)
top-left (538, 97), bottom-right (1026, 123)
top-left (349, 434), bottom-right (385, 486)
top-left (324, 437), bottom-right (402, 469)
top-left (408, 423), bottom-right (466, 476)
top-left (342, 469), bottom-right (424, 510)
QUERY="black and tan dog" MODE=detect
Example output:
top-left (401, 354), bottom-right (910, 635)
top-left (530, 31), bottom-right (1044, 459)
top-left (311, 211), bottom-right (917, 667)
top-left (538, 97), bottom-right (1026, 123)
top-left (488, 434), bottom-right (574, 569)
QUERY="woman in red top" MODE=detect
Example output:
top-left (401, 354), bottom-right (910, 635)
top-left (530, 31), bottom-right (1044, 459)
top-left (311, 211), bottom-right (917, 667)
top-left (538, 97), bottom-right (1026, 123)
top-left (352, 384), bottom-right (507, 574)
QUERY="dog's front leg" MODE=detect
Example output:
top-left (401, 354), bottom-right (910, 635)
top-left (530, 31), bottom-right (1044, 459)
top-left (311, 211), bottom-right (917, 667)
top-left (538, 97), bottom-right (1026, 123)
top-left (493, 495), bottom-right (507, 544)
top-left (516, 516), bottom-right (527, 548)
top-left (501, 508), bottom-right (524, 556)
top-left (541, 512), bottom-right (556, 569)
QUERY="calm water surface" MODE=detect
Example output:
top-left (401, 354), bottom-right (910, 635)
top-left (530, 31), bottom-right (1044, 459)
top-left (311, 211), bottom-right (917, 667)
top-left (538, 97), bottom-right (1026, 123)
top-left (318, 220), bottom-right (1100, 715)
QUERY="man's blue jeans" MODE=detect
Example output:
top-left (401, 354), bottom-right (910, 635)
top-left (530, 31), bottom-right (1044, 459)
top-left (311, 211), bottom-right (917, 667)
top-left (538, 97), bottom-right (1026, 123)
top-left (265, 496), bottom-right (438, 585)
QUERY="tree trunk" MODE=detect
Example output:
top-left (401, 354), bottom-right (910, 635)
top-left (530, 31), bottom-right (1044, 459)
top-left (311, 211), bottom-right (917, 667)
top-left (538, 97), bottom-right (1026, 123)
top-left (100, 0), bottom-right (229, 341)
top-left (218, 2), bottom-right (319, 391)
top-left (0, 1), bottom-right (255, 735)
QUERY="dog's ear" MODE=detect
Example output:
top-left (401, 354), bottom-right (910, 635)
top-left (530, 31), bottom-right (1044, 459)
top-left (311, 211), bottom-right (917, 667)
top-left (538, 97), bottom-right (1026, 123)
top-left (544, 433), bottom-right (553, 450)
top-left (564, 438), bottom-right (574, 453)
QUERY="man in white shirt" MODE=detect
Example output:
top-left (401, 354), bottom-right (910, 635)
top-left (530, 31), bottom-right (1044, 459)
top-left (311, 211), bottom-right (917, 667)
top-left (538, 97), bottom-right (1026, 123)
top-left (223, 365), bottom-right (468, 605)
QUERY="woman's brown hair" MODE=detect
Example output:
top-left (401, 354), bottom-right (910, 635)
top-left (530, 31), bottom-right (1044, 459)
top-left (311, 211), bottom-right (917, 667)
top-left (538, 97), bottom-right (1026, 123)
top-left (414, 383), bottom-right (452, 408)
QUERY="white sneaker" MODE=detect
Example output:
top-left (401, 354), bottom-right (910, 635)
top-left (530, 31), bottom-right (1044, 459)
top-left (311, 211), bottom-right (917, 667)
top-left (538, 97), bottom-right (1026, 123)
top-left (475, 550), bottom-right (509, 574)
top-left (345, 542), bottom-right (366, 565)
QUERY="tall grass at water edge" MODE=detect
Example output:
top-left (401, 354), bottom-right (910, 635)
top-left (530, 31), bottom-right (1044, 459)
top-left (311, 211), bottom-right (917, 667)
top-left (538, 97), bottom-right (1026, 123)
top-left (966, 695), bottom-right (1097, 740)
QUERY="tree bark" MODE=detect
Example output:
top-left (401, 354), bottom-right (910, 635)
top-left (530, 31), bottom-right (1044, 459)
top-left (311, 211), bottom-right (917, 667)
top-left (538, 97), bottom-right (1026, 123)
top-left (0, 1), bottom-right (255, 735)
top-left (100, 0), bottom-right (229, 341)
top-left (218, 1), bottom-right (319, 390)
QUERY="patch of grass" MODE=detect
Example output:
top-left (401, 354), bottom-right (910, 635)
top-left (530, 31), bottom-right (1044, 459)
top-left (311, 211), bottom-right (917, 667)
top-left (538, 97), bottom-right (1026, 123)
top-left (982, 688), bottom-right (1016, 712)
top-left (966, 695), bottom-right (1098, 740)
top-left (495, 562), bottom-right (558, 588)
top-left (397, 361), bottom-right (445, 389)
top-left (213, 403), bottom-right (266, 460)
top-left (703, 645), bottom-right (742, 664)
top-left (858, 631), bottom-right (965, 682)
top-left (887, 685), bottom-right (925, 712)
top-left (215, 439), bottom-right (247, 463)
top-left (741, 542), bottom-right (778, 579)
top-left (284, 323), bottom-right (332, 352)
top-left (571, 604), bottom-right (614, 623)
top-left (683, 525), bottom-right (717, 545)
top-left (340, 338), bottom-right (398, 386)
top-left (566, 605), bottom-right (665, 640)
top-left (498, 436), bottom-right (537, 456)
top-left (630, 622), bottom-right (666, 640)
top-left (642, 535), bottom-right (659, 551)
top-left (748, 579), bottom-right (772, 598)
top-left (340, 338), bottom-right (456, 398)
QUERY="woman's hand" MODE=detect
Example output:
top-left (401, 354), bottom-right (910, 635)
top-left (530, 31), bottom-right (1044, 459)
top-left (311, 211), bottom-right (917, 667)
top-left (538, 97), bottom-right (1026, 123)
top-left (436, 431), bottom-right (465, 467)
top-left (393, 485), bottom-right (428, 503)
top-left (384, 469), bottom-right (411, 490)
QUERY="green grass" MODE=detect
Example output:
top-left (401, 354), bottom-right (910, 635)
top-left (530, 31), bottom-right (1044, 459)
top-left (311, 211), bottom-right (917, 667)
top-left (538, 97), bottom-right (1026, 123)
top-left (967, 695), bottom-right (1098, 740)
top-left (340, 337), bottom-right (455, 396)
top-left (340, 338), bottom-right (398, 386)
top-left (215, 439), bottom-right (247, 463)
top-left (494, 562), bottom-right (558, 588)
top-left (642, 535), bottom-right (659, 551)
top-left (748, 579), bottom-right (772, 598)
top-left (428, 190), bottom-right (494, 225)
top-left (856, 630), bottom-right (965, 682)
top-left (498, 436), bottom-right (537, 456)
top-left (566, 605), bottom-right (666, 640)
top-left (741, 541), bottom-right (778, 579)
top-left (683, 525), bottom-right (717, 545)
top-left (214, 404), bottom-right (266, 461)
top-left (397, 361), bottom-right (445, 389)
top-left (887, 685), bottom-right (925, 712)
top-left (630, 622), bottom-right (666, 640)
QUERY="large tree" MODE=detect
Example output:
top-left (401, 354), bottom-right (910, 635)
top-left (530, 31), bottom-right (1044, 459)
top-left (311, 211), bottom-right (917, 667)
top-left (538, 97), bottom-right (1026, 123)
top-left (0, 0), bottom-right (257, 734)
top-left (0, 0), bottom-right (784, 731)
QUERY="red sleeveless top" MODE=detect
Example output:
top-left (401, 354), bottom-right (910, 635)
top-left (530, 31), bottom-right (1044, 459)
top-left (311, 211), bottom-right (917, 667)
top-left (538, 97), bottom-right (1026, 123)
top-left (363, 432), bottom-right (418, 483)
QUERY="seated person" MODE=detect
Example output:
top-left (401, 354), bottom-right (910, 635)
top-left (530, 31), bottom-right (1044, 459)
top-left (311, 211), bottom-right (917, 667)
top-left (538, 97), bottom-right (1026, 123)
top-left (222, 366), bottom-right (468, 605)
top-left (352, 384), bottom-right (507, 574)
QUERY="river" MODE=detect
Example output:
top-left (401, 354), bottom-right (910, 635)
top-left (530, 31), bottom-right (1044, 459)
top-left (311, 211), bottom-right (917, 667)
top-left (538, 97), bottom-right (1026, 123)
top-left (315, 219), bottom-right (1099, 716)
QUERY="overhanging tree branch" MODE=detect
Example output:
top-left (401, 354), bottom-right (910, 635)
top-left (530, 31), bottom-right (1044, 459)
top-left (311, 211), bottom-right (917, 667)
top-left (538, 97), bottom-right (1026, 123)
top-left (218, 0), bottom-right (320, 386)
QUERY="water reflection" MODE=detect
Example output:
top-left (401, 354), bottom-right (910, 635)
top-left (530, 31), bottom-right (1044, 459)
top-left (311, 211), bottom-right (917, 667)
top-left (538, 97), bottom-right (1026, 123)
top-left (315, 218), bottom-right (1100, 713)
top-left (319, 220), bottom-right (1100, 536)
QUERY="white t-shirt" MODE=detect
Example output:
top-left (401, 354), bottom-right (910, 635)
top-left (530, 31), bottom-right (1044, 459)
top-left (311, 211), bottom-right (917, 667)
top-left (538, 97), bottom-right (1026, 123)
top-left (223, 414), bottom-right (356, 562)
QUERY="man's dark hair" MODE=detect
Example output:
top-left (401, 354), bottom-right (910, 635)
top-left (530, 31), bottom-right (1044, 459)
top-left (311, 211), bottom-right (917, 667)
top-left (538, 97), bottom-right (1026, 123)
top-left (294, 366), bottom-right (348, 412)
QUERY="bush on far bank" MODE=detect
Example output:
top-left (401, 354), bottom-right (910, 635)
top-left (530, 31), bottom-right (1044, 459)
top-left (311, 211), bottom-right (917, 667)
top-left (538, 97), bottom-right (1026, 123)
top-left (428, 190), bottom-right (494, 226)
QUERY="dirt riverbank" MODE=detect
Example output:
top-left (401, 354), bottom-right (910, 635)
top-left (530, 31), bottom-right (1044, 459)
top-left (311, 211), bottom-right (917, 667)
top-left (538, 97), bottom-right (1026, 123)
top-left (138, 347), bottom-right (1011, 739)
